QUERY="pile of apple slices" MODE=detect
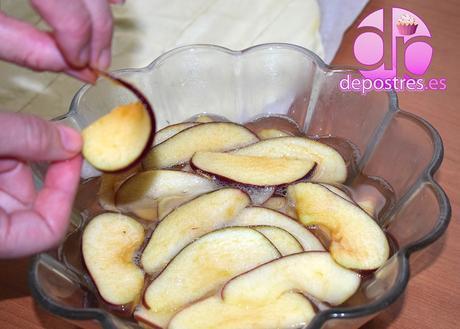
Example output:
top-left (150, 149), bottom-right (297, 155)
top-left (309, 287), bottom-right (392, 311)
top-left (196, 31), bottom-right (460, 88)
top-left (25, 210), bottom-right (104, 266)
top-left (81, 115), bottom-right (390, 329)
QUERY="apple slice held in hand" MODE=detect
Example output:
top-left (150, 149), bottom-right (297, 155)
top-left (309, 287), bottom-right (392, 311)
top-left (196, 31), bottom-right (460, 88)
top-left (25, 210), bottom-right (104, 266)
top-left (287, 182), bottom-right (390, 270)
top-left (115, 170), bottom-right (218, 221)
top-left (82, 213), bottom-right (145, 305)
top-left (143, 122), bottom-right (259, 169)
top-left (222, 252), bottom-right (360, 306)
top-left (82, 102), bottom-right (155, 172)
top-left (135, 227), bottom-right (280, 328)
top-left (232, 136), bottom-right (347, 183)
top-left (191, 152), bottom-right (316, 186)
top-left (141, 188), bottom-right (250, 274)
top-left (168, 293), bottom-right (315, 329)
top-left (232, 207), bottom-right (324, 251)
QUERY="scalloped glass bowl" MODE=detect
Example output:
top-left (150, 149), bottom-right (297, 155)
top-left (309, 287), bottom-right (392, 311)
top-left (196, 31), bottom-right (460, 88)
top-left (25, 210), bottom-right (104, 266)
top-left (29, 44), bottom-right (450, 329)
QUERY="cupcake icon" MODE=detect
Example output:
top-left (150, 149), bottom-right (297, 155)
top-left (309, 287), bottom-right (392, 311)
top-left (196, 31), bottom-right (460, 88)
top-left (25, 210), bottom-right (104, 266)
top-left (396, 14), bottom-right (418, 35)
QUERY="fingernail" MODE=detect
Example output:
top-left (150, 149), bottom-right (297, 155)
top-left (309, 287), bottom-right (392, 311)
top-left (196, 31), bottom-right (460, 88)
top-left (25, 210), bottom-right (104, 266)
top-left (78, 45), bottom-right (90, 67)
top-left (97, 48), bottom-right (111, 71)
top-left (58, 125), bottom-right (82, 153)
top-left (67, 68), bottom-right (98, 84)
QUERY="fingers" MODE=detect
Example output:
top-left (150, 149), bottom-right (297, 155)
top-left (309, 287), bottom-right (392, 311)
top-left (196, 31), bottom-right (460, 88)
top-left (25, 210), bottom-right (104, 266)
top-left (0, 155), bottom-right (82, 258)
top-left (0, 11), bottom-right (67, 71)
top-left (82, 0), bottom-right (113, 70)
top-left (67, 67), bottom-right (98, 83)
top-left (34, 155), bottom-right (82, 241)
top-left (30, 0), bottom-right (114, 71)
top-left (0, 160), bottom-right (36, 210)
top-left (0, 112), bottom-right (82, 161)
top-left (0, 12), bottom-right (97, 82)
top-left (30, 0), bottom-right (93, 68)
top-left (0, 0), bottom-right (117, 81)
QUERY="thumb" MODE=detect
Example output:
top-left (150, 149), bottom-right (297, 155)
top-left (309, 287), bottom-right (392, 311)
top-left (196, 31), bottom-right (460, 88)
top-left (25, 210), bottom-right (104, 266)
top-left (0, 112), bottom-right (82, 161)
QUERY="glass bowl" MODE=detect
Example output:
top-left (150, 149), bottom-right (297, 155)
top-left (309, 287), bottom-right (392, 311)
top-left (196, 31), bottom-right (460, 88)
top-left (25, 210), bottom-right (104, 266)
top-left (29, 44), bottom-right (451, 329)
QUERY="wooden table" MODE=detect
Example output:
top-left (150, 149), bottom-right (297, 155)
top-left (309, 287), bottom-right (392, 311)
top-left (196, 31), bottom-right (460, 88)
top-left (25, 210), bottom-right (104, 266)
top-left (0, 0), bottom-right (459, 328)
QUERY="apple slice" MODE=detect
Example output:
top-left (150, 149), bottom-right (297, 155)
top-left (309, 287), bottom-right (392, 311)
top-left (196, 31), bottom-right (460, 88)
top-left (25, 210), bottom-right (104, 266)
top-left (141, 188), bottom-right (250, 274)
top-left (82, 102), bottom-right (154, 172)
top-left (222, 252), bottom-right (360, 306)
top-left (153, 122), bottom-right (199, 146)
top-left (191, 152), bottom-right (316, 186)
top-left (115, 170), bottom-right (218, 221)
top-left (256, 128), bottom-right (291, 140)
top-left (262, 196), bottom-right (297, 218)
top-left (319, 183), bottom-right (353, 202)
top-left (136, 227), bottom-right (280, 328)
top-left (232, 207), bottom-right (324, 251)
top-left (157, 195), bottom-right (196, 220)
top-left (143, 122), bottom-right (258, 169)
top-left (320, 184), bottom-right (375, 216)
top-left (130, 207), bottom-right (158, 221)
top-left (82, 213), bottom-right (145, 305)
top-left (194, 115), bottom-right (215, 123)
top-left (253, 226), bottom-right (303, 256)
top-left (232, 136), bottom-right (347, 183)
top-left (212, 181), bottom-right (274, 205)
top-left (168, 293), bottom-right (315, 329)
top-left (236, 185), bottom-right (275, 205)
top-left (97, 165), bottom-right (140, 211)
top-left (357, 199), bottom-right (376, 216)
top-left (287, 183), bottom-right (389, 270)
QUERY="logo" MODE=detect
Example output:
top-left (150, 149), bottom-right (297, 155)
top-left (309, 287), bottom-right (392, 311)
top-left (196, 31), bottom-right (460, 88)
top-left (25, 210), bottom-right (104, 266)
top-left (354, 7), bottom-right (432, 80)
top-left (340, 7), bottom-right (446, 93)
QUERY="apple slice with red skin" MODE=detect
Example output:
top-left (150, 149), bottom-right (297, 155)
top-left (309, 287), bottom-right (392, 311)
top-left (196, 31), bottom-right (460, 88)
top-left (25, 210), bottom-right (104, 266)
top-left (82, 213), bottom-right (145, 305)
top-left (115, 170), bottom-right (218, 221)
top-left (210, 180), bottom-right (274, 205)
top-left (153, 122), bottom-right (200, 146)
top-left (320, 183), bottom-right (375, 216)
top-left (222, 252), bottom-right (360, 306)
top-left (194, 115), bottom-right (216, 123)
top-left (262, 196), bottom-right (297, 218)
top-left (232, 136), bottom-right (347, 183)
top-left (157, 195), bottom-right (196, 220)
top-left (252, 226), bottom-right (303, 255)
top-left (319, 183), bottom-right (353, 202)
top-left (135, 227), bottom-right (280, 328)
top-left (356, 199), bottom-right (376, 216)
top-left (191, 151), bottom-right (316, 186)
top-left (168, 293), bottom-right (315, 329)
top-left (238, 185), bottom-right (275, 205)
top-left (232, 207), bottom-right (324, 251)
top-left (82, 101), bottom-right (155, 172)
top-left (256, 128), bottom-right (291, 140)
top-left (287, 182), bottom-right (389, 270)
top-left (97, 165), bottom-right (140, 211)
top-left (143, 122), bottom-right (259, 169)
top-left (141, 188), bottom-right (250, 274)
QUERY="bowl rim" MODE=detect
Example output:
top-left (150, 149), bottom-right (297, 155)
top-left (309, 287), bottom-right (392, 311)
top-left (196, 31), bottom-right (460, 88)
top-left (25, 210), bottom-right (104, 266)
top-left (30, 43), bottom-right (451, 329)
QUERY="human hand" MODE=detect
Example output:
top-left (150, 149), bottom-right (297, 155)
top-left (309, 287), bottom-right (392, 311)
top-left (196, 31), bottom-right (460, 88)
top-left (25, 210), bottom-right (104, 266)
top-left (0, 0), bottom-right (124, 83)
top-left (0, 112), bottom-right (82, 258)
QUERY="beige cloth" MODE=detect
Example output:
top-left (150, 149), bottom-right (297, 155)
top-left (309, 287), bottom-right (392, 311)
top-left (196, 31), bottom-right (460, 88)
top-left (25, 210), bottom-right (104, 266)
top-left (0, 0), bottom-right (323, 119)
